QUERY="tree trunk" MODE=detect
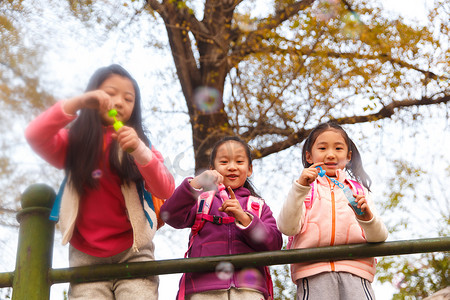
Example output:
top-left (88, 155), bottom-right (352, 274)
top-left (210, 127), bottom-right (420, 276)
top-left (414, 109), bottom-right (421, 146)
top-left (159, 1), bottom-right (235, 172)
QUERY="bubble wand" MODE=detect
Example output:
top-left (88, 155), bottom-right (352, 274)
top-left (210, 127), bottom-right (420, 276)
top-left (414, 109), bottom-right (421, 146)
top-left (316, 166), bottom-right (363, 215)
top-left (108, 109), bottom-right (123, 132)
top-left (218, 184), bottom-right (229, 203)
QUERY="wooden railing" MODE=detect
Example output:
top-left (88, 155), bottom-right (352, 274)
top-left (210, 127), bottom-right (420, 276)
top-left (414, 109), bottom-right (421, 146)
top-left (0, 184), bottom-right (449, 299)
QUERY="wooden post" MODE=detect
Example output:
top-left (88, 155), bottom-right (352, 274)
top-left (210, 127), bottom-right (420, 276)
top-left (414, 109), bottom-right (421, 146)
top-left (12, 184), bottom-right (55, 300)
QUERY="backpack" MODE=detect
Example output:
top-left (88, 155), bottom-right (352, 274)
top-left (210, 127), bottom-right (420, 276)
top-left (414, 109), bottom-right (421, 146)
top-left (177, 190), bottom-right (273, 300)
top-left (49, 177), bottom-right (164, 229)
top-left (287, 179), bottom-right (365, 249)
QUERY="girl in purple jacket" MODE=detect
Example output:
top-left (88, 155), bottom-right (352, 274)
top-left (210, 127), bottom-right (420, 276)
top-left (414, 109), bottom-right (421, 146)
top-left (161, 136), bottom-right (282, 300)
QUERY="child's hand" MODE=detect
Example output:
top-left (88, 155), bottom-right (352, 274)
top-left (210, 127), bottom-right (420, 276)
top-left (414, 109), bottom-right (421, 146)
top-left (352, 194), bottom-right (373, 221)
top-left (63, 90), bottom-right (112, 115)
top-left (219, 187), bottom-right (252, 227)
top-left (189, 170), bottom-right (223, 190)
top-left (81, 90), bottom-right (112, 112)
top-left (297, 163), bottom-right (323, 186)
top-left (113, 126), bottom-right (140, 152)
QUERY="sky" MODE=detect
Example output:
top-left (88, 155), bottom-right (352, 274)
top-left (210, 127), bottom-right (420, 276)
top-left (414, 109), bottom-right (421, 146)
top-left (1, 0), bottom-right (448, 299)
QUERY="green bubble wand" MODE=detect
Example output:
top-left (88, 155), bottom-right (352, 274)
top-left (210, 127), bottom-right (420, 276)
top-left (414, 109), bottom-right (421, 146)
top-left (108, 109), bottom-right (123, 132)
top-left (108, 109), bottom-right (134, 153)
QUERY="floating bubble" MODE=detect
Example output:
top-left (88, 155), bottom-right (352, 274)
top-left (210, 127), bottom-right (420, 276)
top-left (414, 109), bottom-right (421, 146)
top-left (237, 268), bottom-right (264, 288)
top-left (341, 12), bottom-right (362, 39)
top-left (250, 224), bottom-right (267, 243)
top-left (194, 87), bottom-right (222, 113)
top-left (215, 261), bottom-right (234, 281)
top-left (91, 169), bottom-right (103, 179)
top-left (160, 211), bottom-right (170, 222)
top-left (314, 0), bottom-right (340, 21)
top-left (195, 169), bottom-right (218, 191)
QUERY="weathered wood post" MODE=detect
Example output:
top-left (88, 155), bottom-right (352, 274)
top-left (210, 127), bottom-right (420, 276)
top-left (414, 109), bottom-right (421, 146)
top-left (12, 184), bottom-right (56, 300)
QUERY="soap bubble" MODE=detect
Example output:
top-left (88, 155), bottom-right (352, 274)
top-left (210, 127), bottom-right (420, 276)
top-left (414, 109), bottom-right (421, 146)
top-left (341, 12), bottom-right (362, 39)
top-left (91, 169), bottom-right (103, 179)
top-left (160, 211), bottom-right (170, 222)
top-left (237, 268), bottom-right (264, 288)
top-left (250, 224), bottom-right (267, 243)
top-left (314, 0), bottom-right (340, 21)
top-left (194, 169), bottom-right (218, 191)
top-left (215, 261), bottom-right (234, 281)
top-left (194, 87), bottom-right (222, 113)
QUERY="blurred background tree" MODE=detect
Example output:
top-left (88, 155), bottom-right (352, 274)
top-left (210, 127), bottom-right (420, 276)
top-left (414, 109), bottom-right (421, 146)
top-left (376, 161), bottom-right (449, 299)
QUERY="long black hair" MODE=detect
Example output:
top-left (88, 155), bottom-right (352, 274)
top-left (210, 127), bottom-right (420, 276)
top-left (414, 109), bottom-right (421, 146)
top-left (65, 64), bottom-right (149, 196)
top-left (209, 136), bottom-right (260, 197)
top-left (301, 122), bottom-right (372, 191)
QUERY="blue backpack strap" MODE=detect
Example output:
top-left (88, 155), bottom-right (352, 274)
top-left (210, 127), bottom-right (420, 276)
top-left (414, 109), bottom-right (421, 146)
top-left (137, 181), bottom-right (155, 229)
top-left (49, 176), bottom-right (67, 222)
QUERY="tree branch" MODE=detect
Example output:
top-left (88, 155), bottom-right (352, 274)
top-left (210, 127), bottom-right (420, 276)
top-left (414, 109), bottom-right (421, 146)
top-left (253, 94), bottom-right (450, 158)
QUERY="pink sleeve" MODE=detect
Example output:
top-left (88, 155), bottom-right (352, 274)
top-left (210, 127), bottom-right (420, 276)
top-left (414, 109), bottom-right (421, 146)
top-left (136, 146), bottom-right (175, 199)
top-left (24, 101), bottom-right (76, 169)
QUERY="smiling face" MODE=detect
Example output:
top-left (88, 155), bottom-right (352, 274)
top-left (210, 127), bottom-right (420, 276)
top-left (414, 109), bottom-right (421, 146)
top-left (99, 74), bottom-right (136, 125)
top-left (305, 129), bottom-right (352, 177)
top-left (212, 140), bottom-right (253, 189)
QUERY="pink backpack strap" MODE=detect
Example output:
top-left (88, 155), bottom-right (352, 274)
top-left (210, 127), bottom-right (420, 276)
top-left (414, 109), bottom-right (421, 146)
top-left (177, 274), bottom-right (186, 300)
top-left (186, 191), bottom-right (215, 257)
top-left (286, 236), bottom-right (294, 250)
top-left (344, 179), bottom-right (365, 195)
top-left (304, 181), bottom-right (317, 209)
top-left (264, 266), bottom-right (274, 300)
top-left (246, 196), bottom-right (275, 300)
top-left (247, 196), bottom-right (264, 217)
top-left (179, 191), bottom-right (216, 300)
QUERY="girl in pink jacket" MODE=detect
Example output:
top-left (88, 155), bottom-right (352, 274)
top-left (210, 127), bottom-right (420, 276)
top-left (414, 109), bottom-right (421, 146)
top-left (277, 122), bottom-right (388, 300)
top-left (25, 64), bottom-right (174, 299)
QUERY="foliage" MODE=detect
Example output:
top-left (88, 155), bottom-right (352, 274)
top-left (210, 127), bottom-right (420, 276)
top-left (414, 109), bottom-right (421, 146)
top-left (59, 0), bottom-right (450, 171)
top-left (0, 0), bottom-right (59, 223)
top-left (378, 252), bottom-right (450, 299)
top-left (376, 160), bottom-right (450, 299)
top-left (271, 253), bottom-right (296, 299)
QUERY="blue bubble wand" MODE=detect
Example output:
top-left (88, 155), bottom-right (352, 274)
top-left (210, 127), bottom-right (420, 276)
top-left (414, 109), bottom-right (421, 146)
top-left (316, 166), bottom-right (363, 215)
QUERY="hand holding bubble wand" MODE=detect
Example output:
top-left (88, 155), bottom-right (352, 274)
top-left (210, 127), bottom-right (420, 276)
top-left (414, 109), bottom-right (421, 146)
top-left (218, 184), bottom-right (229, 203)
top-left (108, 109), bottom-right (135, 153)
top-left (316, 166), bottom-right (364, 215)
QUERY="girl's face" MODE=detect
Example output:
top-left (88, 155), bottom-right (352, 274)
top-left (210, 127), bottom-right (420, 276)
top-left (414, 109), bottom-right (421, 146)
top-left (212, 141), bottom-right (253, 189)
top-left (306, 129), bottom-right (352, 177)
top-left (100, 74), bottom-right (136, 125)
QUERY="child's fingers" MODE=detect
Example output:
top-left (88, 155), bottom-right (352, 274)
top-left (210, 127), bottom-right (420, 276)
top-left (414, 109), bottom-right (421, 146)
top-left (298, 167), bottom-right (320, 185)
top-left (116, 127), bottom-right (141, 152)
top-left (227, 186), bottom-right (236, 199)
top-left (352, 197), bottom-right (374, 221)
top-left (354, 195), bottom-right (366, 208)
top-left (209, 170), bottom-right (223, 185)
top-left (309, 162), bottom-right (324, 169)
